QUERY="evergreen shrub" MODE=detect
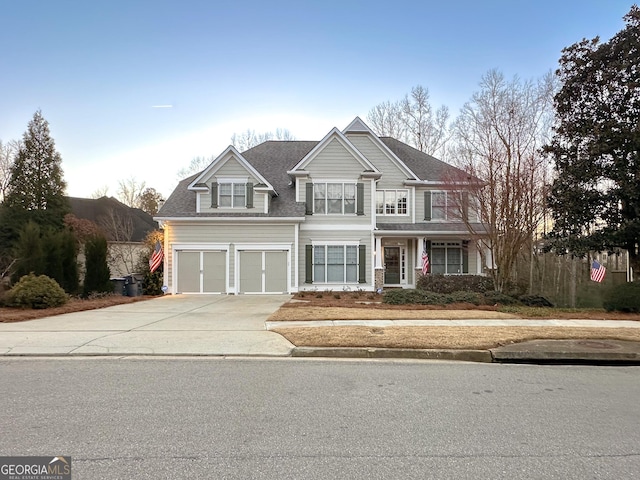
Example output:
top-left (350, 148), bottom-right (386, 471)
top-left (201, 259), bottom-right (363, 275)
top-left (603, 282), bottom-right (640, 313)
top-left (5, 273), bottom-right (68, 309)
top-left (417, 274), bottom-right (495, 294)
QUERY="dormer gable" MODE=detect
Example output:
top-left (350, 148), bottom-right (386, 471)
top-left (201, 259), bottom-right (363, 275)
top-left (343, 117), bottom-right (419, 182)
top-left (188, 145), bottom-right (274, 193)
top-left (188, 145), bottom-right (275, 213)
top-left (287, 127), bottom-right (380, 178)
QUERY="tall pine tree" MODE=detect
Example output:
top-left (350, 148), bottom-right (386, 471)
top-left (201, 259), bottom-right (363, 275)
top-left (4, 110), bottom-right (69, 226)
top-left (1, 110), bottom-right (69, 269)
top-left (545, 6), bottom-right (640, 278)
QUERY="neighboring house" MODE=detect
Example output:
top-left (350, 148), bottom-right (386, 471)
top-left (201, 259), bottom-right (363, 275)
top-left (155, 117), bottom-right (489, 294)
top-left (67, 196), bottom-right (158, 277)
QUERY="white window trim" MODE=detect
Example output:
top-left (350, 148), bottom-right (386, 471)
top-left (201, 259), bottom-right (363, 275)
top-left (311, 243), bottom-right (360, 284)
top-left (312, 181), bottom-right (358, 215)
top-left (217, 178), bottom-right (248, 208)
top-left (376, 189), bottom-right (409, 216)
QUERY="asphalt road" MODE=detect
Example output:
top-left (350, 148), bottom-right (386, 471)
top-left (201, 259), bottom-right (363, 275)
top-left (1, 358), bottom-right (639, 479)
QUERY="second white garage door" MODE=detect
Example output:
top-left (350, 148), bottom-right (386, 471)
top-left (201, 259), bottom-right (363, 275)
top-left (238, 250), bottom-right (288, 294)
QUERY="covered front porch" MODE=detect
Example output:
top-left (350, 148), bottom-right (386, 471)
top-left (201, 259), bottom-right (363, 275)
top-left (373, 232), bottom-right (485, 290)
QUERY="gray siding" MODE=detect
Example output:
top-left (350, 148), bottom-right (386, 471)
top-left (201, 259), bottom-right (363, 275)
top-left (346, 134), bottom-right (409, 188)
top-left (305, 138), bottom-right (366, 178)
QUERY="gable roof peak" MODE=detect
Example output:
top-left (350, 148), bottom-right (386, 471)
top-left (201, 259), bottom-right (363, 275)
top-left (342, 116), bottom-right (373, 134)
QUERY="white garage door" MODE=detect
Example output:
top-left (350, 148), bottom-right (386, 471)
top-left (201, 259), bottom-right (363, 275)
top-left (176, 250), bottom-right (226, 293)
top-left (238, 250), bottom-right (288, 294)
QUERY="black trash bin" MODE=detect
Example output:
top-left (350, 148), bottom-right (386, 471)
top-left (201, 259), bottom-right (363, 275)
top-left (124, 275), bottom-right (141, 297)
top-left (111, 277), bottom-right (126, 296)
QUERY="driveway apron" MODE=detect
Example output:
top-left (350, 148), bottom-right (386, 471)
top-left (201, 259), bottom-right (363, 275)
top-left (0, 295), bottom-right (294, 356)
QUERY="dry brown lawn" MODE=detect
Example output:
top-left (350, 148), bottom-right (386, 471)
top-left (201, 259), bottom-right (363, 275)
top-left (269, 292), bottom-right (640, 350)
top-left (272, 326), bottom-right (640, 350)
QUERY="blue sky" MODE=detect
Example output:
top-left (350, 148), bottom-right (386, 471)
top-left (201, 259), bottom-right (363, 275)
top-left (1, 0), bottom-right (633, 199)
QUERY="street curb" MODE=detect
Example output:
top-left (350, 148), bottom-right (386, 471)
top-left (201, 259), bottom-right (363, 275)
top-left (291, 347), bottom-right (494, 362)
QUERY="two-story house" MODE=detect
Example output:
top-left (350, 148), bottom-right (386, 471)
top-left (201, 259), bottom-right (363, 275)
top-left (155, 117), bottom-right (489, 294)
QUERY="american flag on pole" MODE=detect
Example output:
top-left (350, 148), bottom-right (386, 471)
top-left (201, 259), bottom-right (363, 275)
top-left (421, 250), bottom-right (430, 275)
top-left (149, 241), bottom-right (164, 273)
top-left (590, 260), bottom-right (606, 283)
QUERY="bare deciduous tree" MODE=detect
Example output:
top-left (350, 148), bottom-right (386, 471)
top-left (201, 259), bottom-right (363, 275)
top-left (0, 139), bottom-right (20, 202)
top-left (98, 208), bottom-right (138, 275)
top-left (117, 177), bottom-right (146, 208)
top-left (367, 85), bottom-right (450, 158)
top-left (231, 128), bottom-right (295, 152)
top-left (176, 156), bottom-right (214, 180)
top-left (90, 185), bottom-right (109, 198)
top-left (450, 69), bottom-right (556, 293)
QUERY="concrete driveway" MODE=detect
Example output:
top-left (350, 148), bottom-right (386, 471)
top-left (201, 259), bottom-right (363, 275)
top-left (0, 295), bottom-right (294, 356)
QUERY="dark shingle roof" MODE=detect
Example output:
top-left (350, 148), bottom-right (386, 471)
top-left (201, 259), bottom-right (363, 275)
top-left (380, 137), bottom-right (472, 182)
top-left (158, 141), bottom-right (317, 218)
top-left (157, 136), bottom-right (476, 218)
top-left (67, 196), bottom-right (158, 242)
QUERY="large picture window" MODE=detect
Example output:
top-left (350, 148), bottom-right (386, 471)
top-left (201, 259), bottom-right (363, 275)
top-left (376, 189), bottom-right (408, 215)
top-left (313, 245), bottom-right (358, 283)
top-left (430, 241), bottom-right (468, 274)
top-left (314, 183), bottom-right (356, 214)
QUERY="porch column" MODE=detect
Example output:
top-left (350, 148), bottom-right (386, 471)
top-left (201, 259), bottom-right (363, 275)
top-left (375, 237), bottom-right (383, 268)
top-left (374, 236), bottom-right (384, 289)
top-left (415, 237), bottom-right (423, 269)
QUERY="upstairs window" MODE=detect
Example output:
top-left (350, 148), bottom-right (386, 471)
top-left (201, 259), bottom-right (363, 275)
top-left (211, 181), bottom-right (253, 209)
top-left (313, 183), bottom-right (356, 214)
top-left (426, 191), bottom-right (467, 221)
top-left (376, 190), bottom-right (408, 215)
top-left (219, 182), bottom-right (246, 207)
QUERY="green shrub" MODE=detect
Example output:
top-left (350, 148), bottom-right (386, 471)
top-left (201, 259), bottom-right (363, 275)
top-left (603, 282), bottom-right (640, 313)
top-left (482, 291), bottom-right (520, 306)
top-left (519, 295), bottom-right (554, 308)
top-left (83, 235), bottom-right (112, 297)
top-left (5, 274), bottom-right (68, 309)
top-left (417, 275), bottom-right (495, 294)
top-left (382, 289), bottom-right (449, 305)
top-left (449, 290), bottom-right (483, 305)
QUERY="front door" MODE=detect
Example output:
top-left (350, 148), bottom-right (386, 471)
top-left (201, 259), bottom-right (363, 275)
top-left (384, 247), bottom-right (400, 284)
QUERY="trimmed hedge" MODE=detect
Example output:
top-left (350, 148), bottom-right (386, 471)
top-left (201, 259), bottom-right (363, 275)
top-left (518, 295), bottom-right (554, 308)
top-left (603, 282), bottom-right (640, 313)
top-left (382, 288), bottom-right (519, 306)
top-left (5, 274), bottom-right (68, 309)
top-left (416, 274), bottom-right (495, 294)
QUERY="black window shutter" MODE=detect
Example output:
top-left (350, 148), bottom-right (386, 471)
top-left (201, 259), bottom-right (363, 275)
top-left (462, 241), bottom-right (469, 273)
top-left (305, 245), bottom-right (313, 283)
top-left (424, 191), bottom-right (431, 221)
top-left (246, 182), bottom-right (254, 208)
top-left (358, 245), bottom-right (366, 283)
top-left (461, 192), bottom-right (469, 221)
top-left (211, 182), bottom-right (218, 208)
top-left (305, 183), bottom-right (313, 215)
top-left (356, 183), bottom-right (364, 215)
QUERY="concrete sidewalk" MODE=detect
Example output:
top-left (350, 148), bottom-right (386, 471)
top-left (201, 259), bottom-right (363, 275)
top-left (0, 295), bottom-right (295, 356)
top-left (1, 296), bottom-right (639, 363)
